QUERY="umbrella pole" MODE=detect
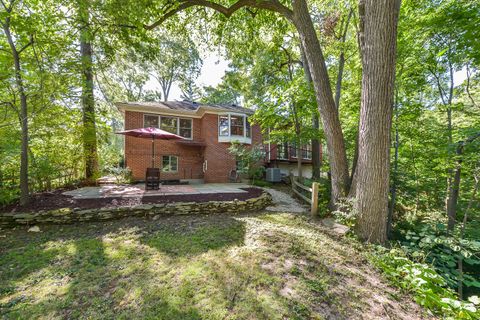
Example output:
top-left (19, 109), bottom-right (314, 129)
top-left (152, 135), bottom-right (155, 168)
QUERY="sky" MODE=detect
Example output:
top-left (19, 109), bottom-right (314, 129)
top-left (145, 53), bottom-right (230, 101)
top-left (144, 52), bottom-right (469, 102)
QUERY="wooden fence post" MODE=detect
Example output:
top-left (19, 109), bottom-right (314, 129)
top-left (311, 182), bottom-right (319, 216)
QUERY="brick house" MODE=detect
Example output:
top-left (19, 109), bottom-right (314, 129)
top-left (116, 101), bottom-right (262, 183)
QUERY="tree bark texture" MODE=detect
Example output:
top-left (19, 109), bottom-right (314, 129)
top-left (292, 0), bottom-right (349, 203)
top-left (355, 0), bottom-right (401, 244)
top-left (79, 1), bottom-right (99, 181)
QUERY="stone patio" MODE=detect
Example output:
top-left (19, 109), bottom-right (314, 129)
top-left (63, 183), bottom-right (251, 199)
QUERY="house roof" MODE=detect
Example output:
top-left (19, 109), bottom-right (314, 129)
top-left (116, 100), bottom-right (254, 117)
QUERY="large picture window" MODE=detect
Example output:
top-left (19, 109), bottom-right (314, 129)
top-left (162, 155), bottom-right (178, 172)
top-left (143, 114), bottom-right (192, 139)
top-left (218, 114), bottom-right (252, 143)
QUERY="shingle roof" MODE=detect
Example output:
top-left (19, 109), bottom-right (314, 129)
top-left (116, 100), bottom-right (253, 115)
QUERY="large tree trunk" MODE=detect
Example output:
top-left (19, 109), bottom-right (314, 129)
top-left (292, 0), bottom-right (349, 204)
top-left (79, 1), bottom-right (99, 181)
top-left (3, 16), bottom-right (30, 206)
top-left (354, 0), bottom-right (400, 244)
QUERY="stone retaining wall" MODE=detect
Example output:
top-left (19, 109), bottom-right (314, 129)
top-left (0, 191), bottom-right (272, 227)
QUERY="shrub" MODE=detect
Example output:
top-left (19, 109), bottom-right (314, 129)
top-left (106, 166), bottom-right (133, 184)
top-left (370, 247), bottom-right (479, 319)
top-left (399, 224), bottom-right (480, 293)
top-left (332, 197), bottom-right (357, 227)
top-left (228, 141), bottom-right (265, 183)
top-left (251, 180), bottom-right (272, 188)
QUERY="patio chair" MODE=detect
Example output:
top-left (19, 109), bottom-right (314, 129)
top-left (145, 168), bottom-right (160, 190)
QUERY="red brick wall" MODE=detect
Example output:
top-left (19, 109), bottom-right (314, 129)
top-left (124, 111), bottom-right (204, 180)
top-left (124, 111), bottom-right (263, 182)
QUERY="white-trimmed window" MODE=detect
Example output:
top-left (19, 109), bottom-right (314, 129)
top-left (218, 113), bottom-right (252, 143)
top-left (143, 114), bottom-right (192, 139)
top-left (162, 155), bottom-right (178, 172)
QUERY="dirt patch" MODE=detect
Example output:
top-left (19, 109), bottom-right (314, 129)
top-left (1, 188), bottom-right (263, 213)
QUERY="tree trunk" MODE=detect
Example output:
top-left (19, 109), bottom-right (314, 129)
top-left (297, 144), bottom-right (303, 180)
top-left (348, 127), bottom-right (360, 198)
top-left (446, 145), bottom-right (461, 231)
top-left (335, 9), bottom-right (353, 110)
top-left (292, 0), bottom-right (349, 204)
top-left (311, 116), bottom-right (321, 180)
top-left (3, 17), bottom-right (30, 206)
top-left (79, 1), bottom-right (99, 181)
top-left (354, 0), bottom-right (401, 244)
top-left (299, 44), bottom-right (321, 180)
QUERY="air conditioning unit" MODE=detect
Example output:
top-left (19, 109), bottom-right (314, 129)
top-left (266, 168), bottom-right (281, 182)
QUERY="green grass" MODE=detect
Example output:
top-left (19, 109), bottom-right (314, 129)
top-left (0, 212), bottom-right (426, 319)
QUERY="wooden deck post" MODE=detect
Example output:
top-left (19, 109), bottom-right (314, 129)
top-left (311, 182), bottom-right (319, 216)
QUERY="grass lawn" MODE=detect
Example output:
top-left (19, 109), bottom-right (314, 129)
top-left (0, 211), bottom-right (427, 319)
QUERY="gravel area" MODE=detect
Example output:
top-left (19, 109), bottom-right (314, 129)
top-left (263, 187), bottom-right (308, 213)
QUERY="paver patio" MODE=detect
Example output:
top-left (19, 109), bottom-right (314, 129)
top-left (63, 183), bottom-right (251, 199)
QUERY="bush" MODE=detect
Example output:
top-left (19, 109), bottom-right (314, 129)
top-left (251, 180), bottom-right (272, 188)
top-left (332, 197), bottom-right (357, 227)
top-left (370, 247), bottom-right (479, 319)
top-left (398, 224), bottom-right (480, 293)
top-left (106, 166), bottom-right (133, 184)
top-left (228, 141), bottom-right (265, 182)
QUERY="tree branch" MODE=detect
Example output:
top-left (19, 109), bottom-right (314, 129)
top-left (466, 64), bottom-right (477, 108)
top-left (145, 0), bottom-right (293, 30)
top-left (17, 35), bottom-right (34, 55)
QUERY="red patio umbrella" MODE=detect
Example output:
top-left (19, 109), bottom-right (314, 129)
top-left (116, 127), bottom-right (184, 168)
